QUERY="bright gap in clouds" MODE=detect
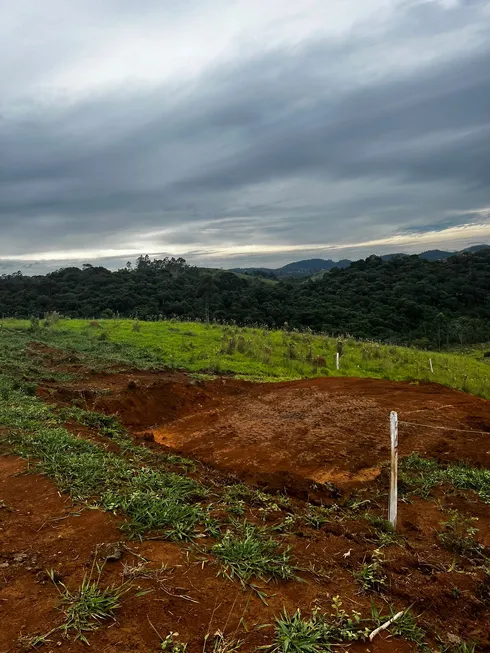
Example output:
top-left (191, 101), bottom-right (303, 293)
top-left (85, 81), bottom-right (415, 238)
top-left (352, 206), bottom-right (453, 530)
top-left (2, 218), bottom-right (490, 264)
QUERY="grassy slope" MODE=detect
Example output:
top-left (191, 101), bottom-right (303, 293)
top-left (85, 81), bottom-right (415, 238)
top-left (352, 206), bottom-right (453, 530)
top-left (4, 318), bottom-right (490, 399)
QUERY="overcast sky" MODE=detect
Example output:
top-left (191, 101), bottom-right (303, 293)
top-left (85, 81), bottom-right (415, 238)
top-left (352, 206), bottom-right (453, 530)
top-left (1, 0), bottom-right (490, 274)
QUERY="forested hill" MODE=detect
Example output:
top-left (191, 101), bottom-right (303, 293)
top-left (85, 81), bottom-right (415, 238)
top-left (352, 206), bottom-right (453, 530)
top-left (1, 251), bottom-right (490, 347)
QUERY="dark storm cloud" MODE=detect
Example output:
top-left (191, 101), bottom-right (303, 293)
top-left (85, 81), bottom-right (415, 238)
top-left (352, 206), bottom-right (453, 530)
top-left (0, 0), bottom-right (490, 267)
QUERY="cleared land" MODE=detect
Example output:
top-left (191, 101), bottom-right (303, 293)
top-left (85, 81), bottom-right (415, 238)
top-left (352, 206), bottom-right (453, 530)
top-left (0, 323), bottom-right (489, 652)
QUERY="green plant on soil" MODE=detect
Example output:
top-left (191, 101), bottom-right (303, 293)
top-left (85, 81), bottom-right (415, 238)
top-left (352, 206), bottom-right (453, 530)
top-left (212, 521), bottom-right (296, 585)
top-left (47, 562), bottom-right (132, 644)
top-left (57, 403), bottom-right (195, 469)
top-left (221, 484), bottom-right (290, 518)
top-left (364, 513), bottom-right (400, 547)
top-left (437, 639), bottom-right (477, 653)
top-left (370, 605), bottom-right (427, 649)
top-left (102, 467), bottom-right (208, 539)
top-left (58, 404), bottom-right (124, 438)
top-left (271, 596), bottom-right (369, 653)
top-left (0, 385), bottom-right (209, 539)
top-left (303, 505), bottom-right (331, 529)
top-left (354, 549), bottom-right (387, 592)
top-left (399, 453), bottom-right (490, 503)
top-left (438, 510), bottom-right (485, 559)
top-left (160, 632), bottom-right (188, 652)
top-left (0, 329), bottom-right (72, 393)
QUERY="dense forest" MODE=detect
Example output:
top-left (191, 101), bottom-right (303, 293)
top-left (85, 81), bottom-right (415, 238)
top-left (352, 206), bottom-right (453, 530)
top-left (1, 251), bottom-right (490, 348)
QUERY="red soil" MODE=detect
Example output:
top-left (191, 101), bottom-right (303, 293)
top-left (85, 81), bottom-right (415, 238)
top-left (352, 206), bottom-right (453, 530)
top-left (45, 373), bottom-right (490, 489)
top-left (2, 366), bottom-right (488, 651)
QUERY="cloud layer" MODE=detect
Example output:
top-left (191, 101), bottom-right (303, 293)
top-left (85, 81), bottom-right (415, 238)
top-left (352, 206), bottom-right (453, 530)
top-left (1, 0), bottom-right (490, 273)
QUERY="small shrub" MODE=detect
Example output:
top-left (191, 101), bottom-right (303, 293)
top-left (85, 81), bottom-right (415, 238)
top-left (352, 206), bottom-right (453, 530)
top-left (29, 316), bottom-right (40, 331)
top-left (225, 337), bottom-right (236, 355)
top-left (438, 510), bottom-right (484, 559)
top-left (236, 336), bottom-right (246, 353)
top-left (43, 311), bottom-right (61, 327)
top-left (354, 549), bottom-right (387, 592)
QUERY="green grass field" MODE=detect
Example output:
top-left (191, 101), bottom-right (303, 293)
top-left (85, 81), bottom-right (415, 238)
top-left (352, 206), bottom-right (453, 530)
top-left (3, 318), bottom-right (489, 398)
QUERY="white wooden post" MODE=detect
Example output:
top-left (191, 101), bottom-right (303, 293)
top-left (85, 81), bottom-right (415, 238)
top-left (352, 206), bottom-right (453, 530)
top-left (429, 358), bottom-right (434, 374)
top-left (336, 352), bottom-right (340, 370)
top-left (388, 411), bottom-right (398, 529)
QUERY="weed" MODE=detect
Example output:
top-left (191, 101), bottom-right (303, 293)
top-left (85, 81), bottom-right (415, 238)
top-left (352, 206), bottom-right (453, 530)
top-left (58, 405), bottom-right (124, 438)
top-left (371, 604), bottom-right (427, 648)
top-left (438, 510), bottom-right (484, 559)
top-left (304, 505), bottom-right (331, 529)
top-left (102, 468), bottom-right (207, 539)
top-left (212, 521), bottom-right (296, 585)
top-left (437, 638), bottom-right (477, 653)
top-left (47, 563), bottom-right (131, 644)
top-left (272, 609), bottom-right (324, 653)
top-left (160, 632), bottom-right (188, 652)
top-left (364, 513), bottom-right (399, 547)
top-left (222, 485), bottom-right (250, 516)
top-left (271, 596), bottom-right (369, 652)
top-left (354, 549), bottom-right (387, 592)
top-left (272, 514), bottom-right (298, 533)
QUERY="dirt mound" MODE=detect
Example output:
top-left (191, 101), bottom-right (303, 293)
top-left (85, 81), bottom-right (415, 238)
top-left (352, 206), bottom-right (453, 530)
top-left (42, 371), bottom-right (490, 491)
top-left (88, 379), bottom-right (213, 428)
top-left (149, 376), bottom-right (490, 487)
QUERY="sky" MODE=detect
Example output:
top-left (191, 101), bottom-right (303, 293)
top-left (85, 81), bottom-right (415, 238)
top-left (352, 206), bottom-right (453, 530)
top-left (1, 0), bottom-right (490, 274)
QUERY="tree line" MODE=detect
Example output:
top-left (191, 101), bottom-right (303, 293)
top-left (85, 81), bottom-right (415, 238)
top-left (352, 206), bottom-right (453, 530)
top-left (1, 251), bottom-right (489, 348)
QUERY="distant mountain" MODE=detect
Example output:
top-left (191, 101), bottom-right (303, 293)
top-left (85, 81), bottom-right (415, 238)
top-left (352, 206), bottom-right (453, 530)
top-left (231, 244), bottom-right (490, 279)
top-left (232, 258), bottom-right (351, 279)
top-left (276, 258), bottom-right (351, 275)
top-left (460, 244), bottom-right (490, 254)
top-left (379, 253), bottom-right (408, 261)
top-left (418, 245), bottom-right (490, 261)
top-left (418, 249), bottom-right (454, 261)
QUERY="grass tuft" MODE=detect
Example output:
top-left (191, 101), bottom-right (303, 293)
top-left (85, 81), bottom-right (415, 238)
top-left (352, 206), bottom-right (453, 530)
top-left (48, 562), bottom-right (131, 644)
top-left (271, 596), bottom-right (369, 652)
top-left (212, 521), bottom-right (296, 585)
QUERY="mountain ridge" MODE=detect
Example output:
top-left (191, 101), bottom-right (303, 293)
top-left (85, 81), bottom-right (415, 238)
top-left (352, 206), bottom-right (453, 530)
top-left (231, 244), bottom-right (490, 278)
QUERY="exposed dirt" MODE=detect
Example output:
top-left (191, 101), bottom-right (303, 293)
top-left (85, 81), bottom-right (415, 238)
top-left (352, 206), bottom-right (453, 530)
top-left (42, 372), bottom-right (490, 489)
top-left (2, 361), bottom-right (489, 651)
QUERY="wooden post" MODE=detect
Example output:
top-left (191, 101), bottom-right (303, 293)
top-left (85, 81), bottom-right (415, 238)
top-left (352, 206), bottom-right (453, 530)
top-left (429, 358), bottom-right (434, 374)
top-left (388, 411), bottom-right (398, 529)
top-left (336, 352), bottom-right (340, 371)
